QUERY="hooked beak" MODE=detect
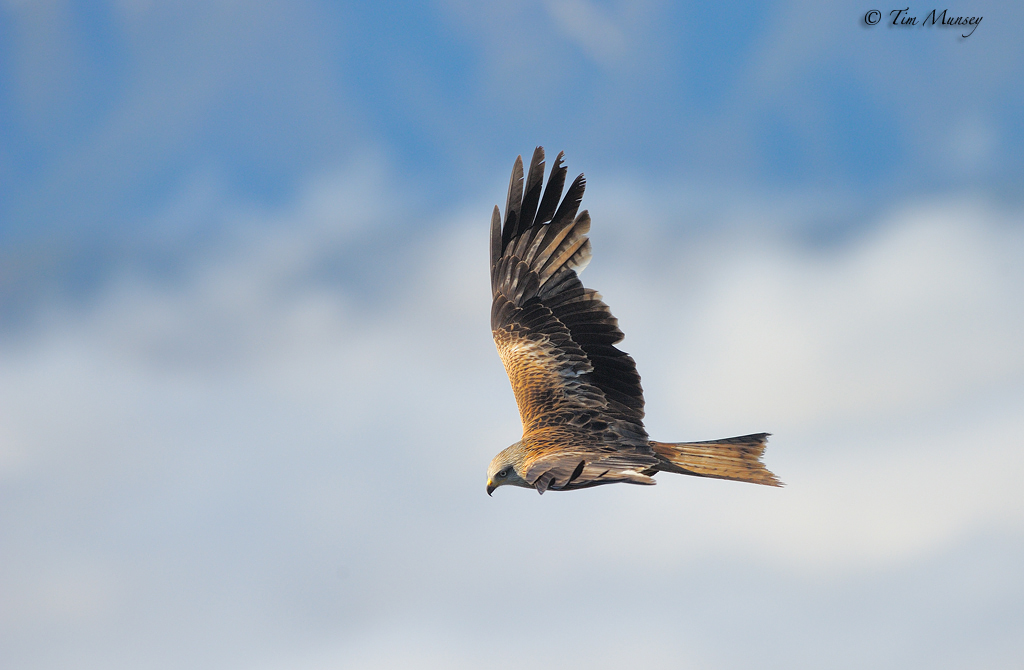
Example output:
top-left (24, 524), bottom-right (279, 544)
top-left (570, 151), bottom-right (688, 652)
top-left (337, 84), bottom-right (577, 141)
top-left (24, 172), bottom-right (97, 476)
top-left (486, 479), bottom-right (495, 496)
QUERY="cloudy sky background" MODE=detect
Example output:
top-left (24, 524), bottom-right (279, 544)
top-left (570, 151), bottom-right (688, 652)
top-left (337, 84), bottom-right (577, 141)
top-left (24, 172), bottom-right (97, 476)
top-left (2, 1), bottom-right (1023, 668)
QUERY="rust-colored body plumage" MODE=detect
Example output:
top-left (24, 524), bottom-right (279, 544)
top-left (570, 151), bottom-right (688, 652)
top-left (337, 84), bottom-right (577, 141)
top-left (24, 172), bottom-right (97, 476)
top-left (486, 148), bottom-right (781, 495)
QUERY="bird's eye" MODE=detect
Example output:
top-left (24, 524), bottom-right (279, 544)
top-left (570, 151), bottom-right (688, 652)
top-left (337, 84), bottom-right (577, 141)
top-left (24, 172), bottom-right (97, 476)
top-left (499, 470), bottom-right (508, 478)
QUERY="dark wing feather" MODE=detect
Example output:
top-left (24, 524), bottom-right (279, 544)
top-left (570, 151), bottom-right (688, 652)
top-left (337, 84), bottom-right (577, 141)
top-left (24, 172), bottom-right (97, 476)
top-left (501, 155), bottom-right (524, 252)
top-left (534, 152), bottom-right (566, 229)
top-left (490, 147), bottom-right (648, 453)
top-left (518, 147), bottom-right (545, 236)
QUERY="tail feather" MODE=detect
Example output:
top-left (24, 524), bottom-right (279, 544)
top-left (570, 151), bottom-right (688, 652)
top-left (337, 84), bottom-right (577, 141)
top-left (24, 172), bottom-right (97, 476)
top-left (650, 433), bottom-right (783, 487)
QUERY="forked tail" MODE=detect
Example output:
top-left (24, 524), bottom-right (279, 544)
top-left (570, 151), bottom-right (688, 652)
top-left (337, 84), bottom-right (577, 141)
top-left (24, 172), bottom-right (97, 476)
top-left (650, 433), bottom-right (783, 487)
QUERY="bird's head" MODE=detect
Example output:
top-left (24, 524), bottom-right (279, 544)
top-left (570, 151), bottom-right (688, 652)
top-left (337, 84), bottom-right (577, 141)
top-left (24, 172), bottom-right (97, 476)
top-left (486, 442), bottom-right (530, 495)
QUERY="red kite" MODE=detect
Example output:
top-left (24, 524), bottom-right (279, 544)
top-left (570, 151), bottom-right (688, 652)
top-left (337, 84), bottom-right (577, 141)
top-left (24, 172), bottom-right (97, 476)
top-left (486, 148), bottom-right (782, 495)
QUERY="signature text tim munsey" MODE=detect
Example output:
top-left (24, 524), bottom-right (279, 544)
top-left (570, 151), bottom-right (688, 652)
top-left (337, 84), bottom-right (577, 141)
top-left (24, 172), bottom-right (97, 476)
top-left (888, 8), bottom-right (982, 37)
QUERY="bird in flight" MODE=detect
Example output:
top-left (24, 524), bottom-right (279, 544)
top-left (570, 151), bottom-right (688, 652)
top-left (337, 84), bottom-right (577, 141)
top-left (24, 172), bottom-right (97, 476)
top-left (486, 147), bottom-right (782, 495)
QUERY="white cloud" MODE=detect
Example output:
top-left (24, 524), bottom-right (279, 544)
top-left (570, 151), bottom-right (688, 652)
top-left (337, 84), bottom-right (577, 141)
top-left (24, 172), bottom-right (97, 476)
top-left (1, 172), bottom-right (1022, 667)
top-left (668, 202), bottom-right (1024, 429)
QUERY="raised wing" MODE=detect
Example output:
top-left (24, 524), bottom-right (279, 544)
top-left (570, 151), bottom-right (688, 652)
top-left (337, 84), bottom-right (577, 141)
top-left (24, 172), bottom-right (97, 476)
top-left (490, 147), bottom-right (648, 449)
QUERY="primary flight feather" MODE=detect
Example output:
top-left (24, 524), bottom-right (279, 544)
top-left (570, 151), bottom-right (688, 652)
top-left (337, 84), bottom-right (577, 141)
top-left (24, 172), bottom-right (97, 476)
top-left (486, 147), bottom-right (782, 495)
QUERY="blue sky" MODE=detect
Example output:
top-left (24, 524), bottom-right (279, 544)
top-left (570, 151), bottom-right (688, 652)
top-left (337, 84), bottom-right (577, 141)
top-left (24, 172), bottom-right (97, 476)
top-left (4, 1), bottom-right (1021, 246)
top-left (2, 2), bottom-right (1023, 669)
